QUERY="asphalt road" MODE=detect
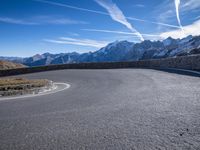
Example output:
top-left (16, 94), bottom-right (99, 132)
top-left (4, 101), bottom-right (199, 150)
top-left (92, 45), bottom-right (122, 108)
top-left (0, 69), bottom-right (200, 150)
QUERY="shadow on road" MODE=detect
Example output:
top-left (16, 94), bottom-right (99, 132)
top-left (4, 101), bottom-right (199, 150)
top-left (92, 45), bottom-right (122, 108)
top-left (153, 68), bottom-right (200, 78)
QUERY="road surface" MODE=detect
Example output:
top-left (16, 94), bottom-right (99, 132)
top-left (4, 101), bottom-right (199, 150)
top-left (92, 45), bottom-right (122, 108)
top-left (0, 69), bottom-right (200, 150)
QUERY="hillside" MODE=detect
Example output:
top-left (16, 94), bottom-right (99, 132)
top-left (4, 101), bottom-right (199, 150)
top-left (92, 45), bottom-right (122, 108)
top-left (0, 60), bottom-right (27, 70)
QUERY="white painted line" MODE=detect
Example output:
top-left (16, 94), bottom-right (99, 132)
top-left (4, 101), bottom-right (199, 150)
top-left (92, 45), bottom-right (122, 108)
top-left (0, 82), bottom-right (70, 101)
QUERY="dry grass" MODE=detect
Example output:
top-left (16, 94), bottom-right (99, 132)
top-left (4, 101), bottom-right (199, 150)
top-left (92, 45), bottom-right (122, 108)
top-left (0, 60), bottom-right (26, 70)
top-left (0, 78), bottom-right (50, 90)
top-left (0, 78), bottom-right (51, 96)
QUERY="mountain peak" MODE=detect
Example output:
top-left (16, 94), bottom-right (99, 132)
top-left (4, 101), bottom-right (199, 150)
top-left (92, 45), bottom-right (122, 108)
top-left (163, 37), bottom-right (176, 46)
top-left (1, 35), bottom-right (200, 66)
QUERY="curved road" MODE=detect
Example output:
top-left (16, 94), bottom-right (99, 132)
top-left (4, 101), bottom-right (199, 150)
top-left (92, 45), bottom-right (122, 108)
top-left (0, 69), bottom-right (200, 150)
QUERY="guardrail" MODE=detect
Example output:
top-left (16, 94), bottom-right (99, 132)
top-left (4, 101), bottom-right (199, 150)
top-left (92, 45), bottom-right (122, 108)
top-left (0, 54), bottom-right (200, 77)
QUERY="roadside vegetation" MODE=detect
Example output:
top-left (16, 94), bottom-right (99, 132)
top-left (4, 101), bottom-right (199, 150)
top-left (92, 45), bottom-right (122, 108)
top-left (0, 78), bottom-right (51, 97)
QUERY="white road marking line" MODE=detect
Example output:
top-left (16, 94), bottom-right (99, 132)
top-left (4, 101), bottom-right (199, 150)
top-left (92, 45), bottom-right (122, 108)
top-left (0, 82), bottom-right (70, 101)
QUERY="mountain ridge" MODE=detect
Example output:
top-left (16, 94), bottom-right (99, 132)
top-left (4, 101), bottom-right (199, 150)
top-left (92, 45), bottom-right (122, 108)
top-left (1, 35), bottom-right (200, 67)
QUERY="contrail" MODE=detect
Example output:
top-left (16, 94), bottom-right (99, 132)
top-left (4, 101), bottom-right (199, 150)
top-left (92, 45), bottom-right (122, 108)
top-left (175, 0), bottom-right (184, 33)
top-left (95, 0), bottom-right (144, 41)
top-left (33, 0), bottom-right (180, 29)
top-left (34, 0), bottom-right (107, 15)
top-left (127, 17), bottom-right (180, 29)
top-left (82, 29), bottom-right (160, 37)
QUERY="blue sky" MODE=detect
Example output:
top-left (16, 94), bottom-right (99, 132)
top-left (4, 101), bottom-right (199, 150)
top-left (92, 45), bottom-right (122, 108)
top-left (1, 0), bottom-right (200, 57)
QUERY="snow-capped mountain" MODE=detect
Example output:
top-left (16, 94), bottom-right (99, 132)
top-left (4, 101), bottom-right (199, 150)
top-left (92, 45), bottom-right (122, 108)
top-left (22, 52), bottom-right (80, 67)
top-left (124, 40), bottom-right (164, 61)
top-left (81, 40), bottom-right (134, 62)
top-left (153, 35), bottom-right (200, 58)
top-left (1, 35), bottom-right (200, 67)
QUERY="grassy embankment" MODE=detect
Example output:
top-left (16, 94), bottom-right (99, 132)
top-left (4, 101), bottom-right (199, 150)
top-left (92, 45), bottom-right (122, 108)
top-left (0, 78), bottom-right (51, 96)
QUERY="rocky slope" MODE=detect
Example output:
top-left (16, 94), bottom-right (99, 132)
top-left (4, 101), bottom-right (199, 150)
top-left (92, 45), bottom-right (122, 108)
top-left (0, 60), bottom-right (27, 70)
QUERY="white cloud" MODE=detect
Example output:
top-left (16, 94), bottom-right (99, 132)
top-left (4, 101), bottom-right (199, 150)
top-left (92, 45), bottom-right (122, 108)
top-left (35, 0), bottom-right (180, 29)
top-left (195, 16), bottom-right (200, 20)
top-left (33, 16), bottom-right (88, 25)
top-left (156, 0), bottom-right (200, 26)
top-left (134, 4), bottom-right (145, 8)
top-left (44, 37), bottom-right (109, 48)
top-left (182, 0), bottom-right (200, 11)
top-left (0, 17), bottom-right (38, 25)
top-left (67, 32), bottom-right (80, 37)
top-left (82, 29), bottom-right (160, 37)
top-left (44, 19), bottom-right (200, 47)
top-left (0, 16), bottom-right (87, 25)
top-left (127, 17), bottom-right (180, 29)
top-left (160, 19), bottom-right (200, 39)
top-left (50, 18), bottom-right (87, 24)
top-left (94, 0), bottom-right (144, 41)
top-left (34, 0), bottom-right (107, 15)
